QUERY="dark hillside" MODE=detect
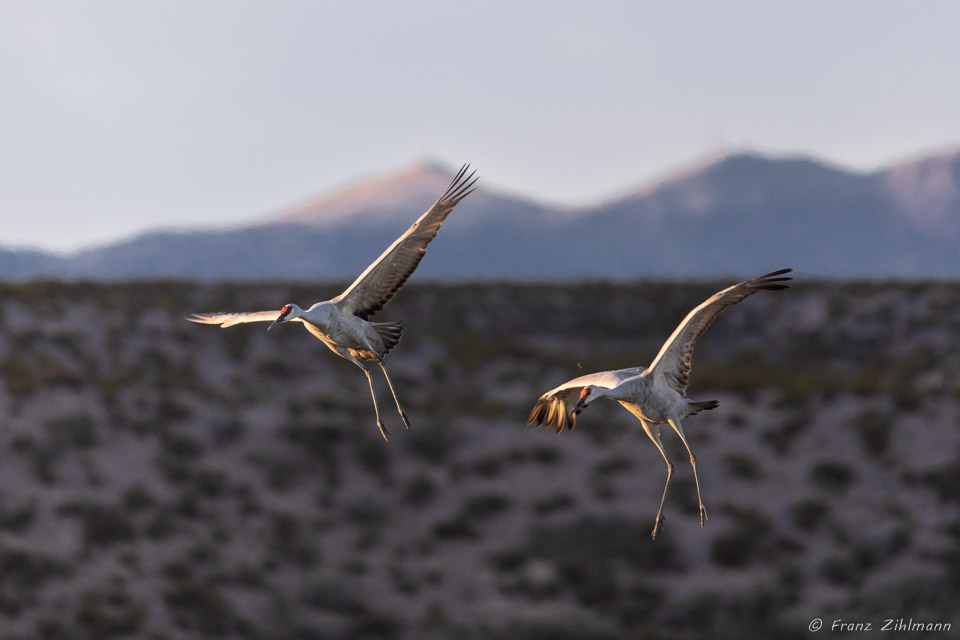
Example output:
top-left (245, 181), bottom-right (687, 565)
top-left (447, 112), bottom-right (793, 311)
top-left (0, 279), bottom-right (957, 638)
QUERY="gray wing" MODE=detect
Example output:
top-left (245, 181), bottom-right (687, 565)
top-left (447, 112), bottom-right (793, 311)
top-left (186, 310), bottom-right (280, 328)
top-left (527, 367), bottom-right (646, 433)
top-left (334, 164), bottom-right (478, 320)
top-left (646, 268), bottom-right (792, 396)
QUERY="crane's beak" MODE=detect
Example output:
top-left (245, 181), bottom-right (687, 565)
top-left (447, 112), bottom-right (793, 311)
top-left (267, 313), bottom-right (288, 331)
top-left (572, 388), bottom-right (592, 415)
top-left (573, 395), bottom-right (588, 414)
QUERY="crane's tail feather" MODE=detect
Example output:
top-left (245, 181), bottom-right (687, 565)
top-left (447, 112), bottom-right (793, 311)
top-left (686, 399), bottom-right (719, 416)
top-left (372, 321), bottom-right (403, 356)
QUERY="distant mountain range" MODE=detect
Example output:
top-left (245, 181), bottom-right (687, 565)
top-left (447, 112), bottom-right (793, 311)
top-left (3, 149), bottom-right (959, 280)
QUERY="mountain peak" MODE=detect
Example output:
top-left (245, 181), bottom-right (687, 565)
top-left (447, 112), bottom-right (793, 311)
top-left (269, 159), bottom-right (460, 226)
top-left (603, 150), bottom-right (858, 219)
top-left (880, 148), bottom-right (960, 231)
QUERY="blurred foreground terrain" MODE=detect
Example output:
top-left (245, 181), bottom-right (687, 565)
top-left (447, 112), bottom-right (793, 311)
top-left (0, 279), bottom-right (958, 639)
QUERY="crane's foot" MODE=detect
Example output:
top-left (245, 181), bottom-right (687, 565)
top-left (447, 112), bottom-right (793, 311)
top-left (651, 514), bottom-right (665, 540)
top-left (377, 421), bottom-right (391, 442)
top-left (699, 504), bottom-right (709, 528)
top-left (399, 410), bottom-right (411, 431)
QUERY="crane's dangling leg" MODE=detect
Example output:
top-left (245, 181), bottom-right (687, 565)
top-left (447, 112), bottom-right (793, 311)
top-left (378, 361), bottom-right (411, 430)
top-left (641, 419), bottom-right (674, 540)
top-left (667, 416), bottom-right (708, 527)
top-left (361, 368), bottom-right (390, 442)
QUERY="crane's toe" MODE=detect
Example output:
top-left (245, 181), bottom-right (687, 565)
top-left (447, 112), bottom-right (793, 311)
top-left (377, 421), bottom-right (391, 442)
top-left (651, 514), bottom-right (665, 540)
top-left (700, 504), bottom-right (709, 527)
top-left (400, 410), bottom-right (411, 430)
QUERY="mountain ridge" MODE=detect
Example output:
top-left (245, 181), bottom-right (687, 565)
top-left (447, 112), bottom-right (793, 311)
top-left (3, 148), bottom-right (959, 280)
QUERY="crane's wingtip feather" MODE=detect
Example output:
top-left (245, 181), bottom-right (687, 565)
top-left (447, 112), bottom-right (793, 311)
top-left (761, 268), bottom-right (793, 277)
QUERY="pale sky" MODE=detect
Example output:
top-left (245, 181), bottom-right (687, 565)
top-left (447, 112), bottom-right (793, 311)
top-left (2, 1), bottom-right (959, 252)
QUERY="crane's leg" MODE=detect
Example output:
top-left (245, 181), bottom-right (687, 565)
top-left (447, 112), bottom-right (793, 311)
top-left (361, 367), bottom-right (390, 442)
top-left (641, 419), bottom-right (674, 540)
top-left (378, 360), bottom-right (411, 430)
top-left (667, 417), bottom-right (708, 527)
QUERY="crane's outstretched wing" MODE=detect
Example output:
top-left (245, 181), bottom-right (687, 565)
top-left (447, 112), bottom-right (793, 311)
top-left (335, 164), bottom-right (478, 320)
top-left (186, 311), bottom-right (280, 328)
top-left (527, 367), bottom-right (647, 433)
top-left (646, 268), bottom-right (792, 397)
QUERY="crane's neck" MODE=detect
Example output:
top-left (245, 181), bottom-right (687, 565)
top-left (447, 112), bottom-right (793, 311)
top-left (299, 302), bottom-right (337, 326)
top-left (606, 376), bottom-right (648, 402)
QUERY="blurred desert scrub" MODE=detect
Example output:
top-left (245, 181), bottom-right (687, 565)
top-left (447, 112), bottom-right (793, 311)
top-left (2, 279), bottom-right (950, 403)
top-left (0, 278), bottom-right (958, 639)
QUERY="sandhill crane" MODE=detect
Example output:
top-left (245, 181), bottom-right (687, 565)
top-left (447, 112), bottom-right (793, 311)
top-left (189, 164), bottom-right (478, 441)
top-left (528, 269), bottom-right (792, 539)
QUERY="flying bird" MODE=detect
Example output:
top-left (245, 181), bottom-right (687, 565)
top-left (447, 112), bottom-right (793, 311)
top-left (189, 164), bottom-right (478, 441)
top-left (527, 269), bottom-right (792, 539)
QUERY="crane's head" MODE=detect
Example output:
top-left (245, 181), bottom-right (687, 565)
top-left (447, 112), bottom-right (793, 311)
top-left (268, 304), bottom-right (300, 331)
top-left (572, 386), bottom-right (599, 415)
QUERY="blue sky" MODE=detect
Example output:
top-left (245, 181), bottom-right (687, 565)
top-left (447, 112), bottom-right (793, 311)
top-left (2, 1), bottom-right (959, 252)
